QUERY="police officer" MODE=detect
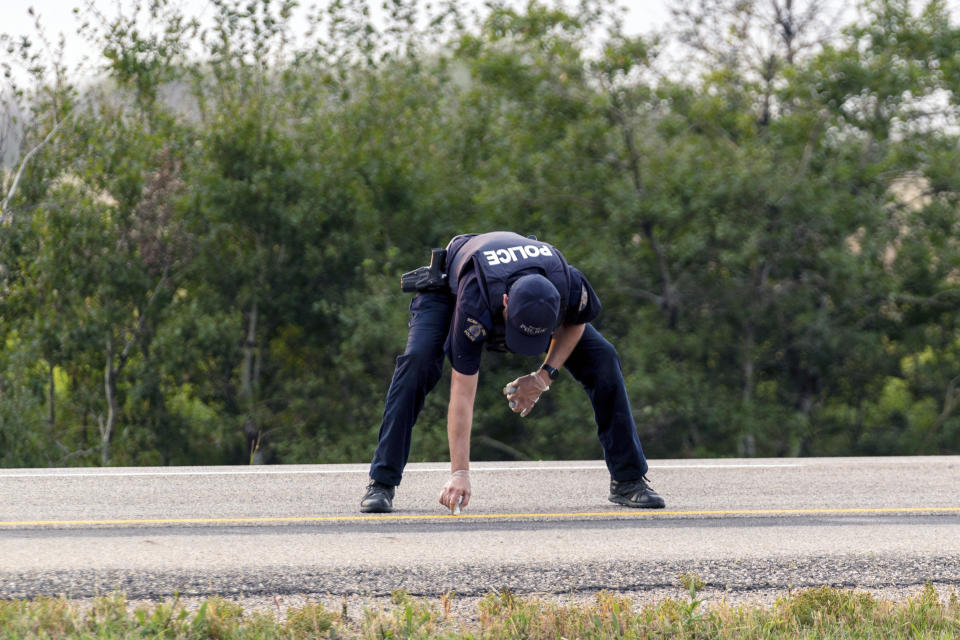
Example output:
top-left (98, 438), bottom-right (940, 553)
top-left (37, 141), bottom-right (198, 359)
top-left (361, 231), bottom-right (664, 513)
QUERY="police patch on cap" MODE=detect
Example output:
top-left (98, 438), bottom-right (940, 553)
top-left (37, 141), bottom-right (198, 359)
top-left (519, 323), bottom-right (547, 336)
top-left (464, 317), bottom-right (487, 342)
top-left (579, 284), bottom-right (588, 312)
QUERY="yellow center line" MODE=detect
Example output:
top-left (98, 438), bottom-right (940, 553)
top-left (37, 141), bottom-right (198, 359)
top-left (1, 506), bottom-right (959, 528)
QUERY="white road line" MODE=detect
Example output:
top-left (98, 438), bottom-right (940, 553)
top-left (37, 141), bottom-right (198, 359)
top-left (0, 469), bottom-right (373, 478)
top-left (656, 463), bottom-right (802, 469)
top-left (0, 463), bottom-right (817, 479)
top-left (0, 457), bottom-right (946, 479)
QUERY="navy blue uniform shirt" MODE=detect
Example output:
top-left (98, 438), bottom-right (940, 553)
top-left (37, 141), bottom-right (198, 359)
top-left (446, 266), bottom-right (602, 375)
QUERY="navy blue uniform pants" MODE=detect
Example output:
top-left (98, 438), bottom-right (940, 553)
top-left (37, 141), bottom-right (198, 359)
top-left (369, 291), bottom-right (650, 486)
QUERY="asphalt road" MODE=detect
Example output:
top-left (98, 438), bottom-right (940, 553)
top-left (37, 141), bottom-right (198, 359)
top-left (1, 457), bottom-right (958, 601)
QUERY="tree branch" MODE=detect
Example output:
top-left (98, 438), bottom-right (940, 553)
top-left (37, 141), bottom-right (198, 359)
top-left (932, 374), bottom-right (960, 433)
top-left (116, 266), bottom-right (170, 377)
top-left (0, 111), bottom-right (75, 224)
top-left (895, 289), bottom-right (960, 308)
top-left (608, 93), bottom-right (680, 328)
top-left (621, 285), bottom-right (665, 307)
top-left (473, 434), bottom-right (529, 460)
top-left (55, 441), bottom-right (100, 464)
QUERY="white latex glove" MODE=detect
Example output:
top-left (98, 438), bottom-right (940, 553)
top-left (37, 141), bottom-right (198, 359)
top-left (502, 371), bottom-right (550, 417)
top-left (439, 470), bottom-right (471, 514)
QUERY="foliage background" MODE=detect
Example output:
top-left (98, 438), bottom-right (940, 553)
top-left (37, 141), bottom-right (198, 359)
top-left (1, 0), bottom-right (958, 467)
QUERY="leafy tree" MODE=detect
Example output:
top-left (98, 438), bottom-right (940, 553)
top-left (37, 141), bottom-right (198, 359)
top-left (1, 0), bottom-right (958, 468)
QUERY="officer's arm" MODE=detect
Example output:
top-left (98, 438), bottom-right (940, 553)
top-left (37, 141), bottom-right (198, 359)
top-left (448, 369), bottom-right (478, 470)
top-left (504, 323), bottom-right (587, 416)
top-left (440, 369), bottom-right (478, 510)
top-left (542, 322), bottom-right (586, 378)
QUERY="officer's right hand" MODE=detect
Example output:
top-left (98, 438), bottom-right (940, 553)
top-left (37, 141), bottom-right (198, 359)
top-left (439, 470), bottom-right (471, 514)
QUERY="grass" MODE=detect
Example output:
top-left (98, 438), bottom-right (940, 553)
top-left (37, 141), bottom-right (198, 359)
top-left (0, 583), bottom-right (958, 639)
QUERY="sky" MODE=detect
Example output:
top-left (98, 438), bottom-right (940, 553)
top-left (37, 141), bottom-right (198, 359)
top-left (3, 0), bottom-right (674, 80)
top-left (3, 0), bottom-right (959, 82)
top-left (2, 0), bottom-right (674, 38)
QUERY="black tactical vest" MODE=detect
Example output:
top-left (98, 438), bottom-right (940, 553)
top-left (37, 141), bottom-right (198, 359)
top-left (446, 232), bottom-right (571, 329)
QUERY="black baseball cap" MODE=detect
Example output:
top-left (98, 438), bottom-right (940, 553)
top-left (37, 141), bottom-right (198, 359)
top-left (506, 274), bottom-right (561, 355)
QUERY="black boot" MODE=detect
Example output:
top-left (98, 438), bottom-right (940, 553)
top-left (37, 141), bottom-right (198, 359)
top-left (609, 477), bottom-right (665, 509)
top-left (361, 480), bottom-right (396, 513)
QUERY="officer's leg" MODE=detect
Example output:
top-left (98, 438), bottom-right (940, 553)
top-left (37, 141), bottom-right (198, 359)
top-left (564, 324), bottom-right (649, 482)
top-left (369, 291), bottom-right (453, 486)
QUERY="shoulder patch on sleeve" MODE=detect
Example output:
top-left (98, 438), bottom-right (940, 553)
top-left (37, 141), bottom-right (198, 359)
top-left (464, 317), bottom-right (488, 342)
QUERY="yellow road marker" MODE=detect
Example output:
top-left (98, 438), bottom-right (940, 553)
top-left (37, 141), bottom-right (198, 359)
top-left (1, 506), bottom-right (959, 528)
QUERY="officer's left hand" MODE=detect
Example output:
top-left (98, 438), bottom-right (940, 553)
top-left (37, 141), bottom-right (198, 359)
top-left (503, 371), bottom-right (550, 418)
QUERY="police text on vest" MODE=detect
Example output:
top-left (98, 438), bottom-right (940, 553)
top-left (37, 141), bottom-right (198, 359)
top-left (482, 245), bottom-right (553, 266)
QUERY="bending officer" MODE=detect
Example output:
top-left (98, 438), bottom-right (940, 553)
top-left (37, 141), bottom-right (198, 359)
top-left (361, 231), bottom-right (665, 513)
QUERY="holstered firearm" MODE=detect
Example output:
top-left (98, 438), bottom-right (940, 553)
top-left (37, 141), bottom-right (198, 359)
top-left (400, 248), bottom-right (448, 293)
